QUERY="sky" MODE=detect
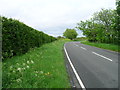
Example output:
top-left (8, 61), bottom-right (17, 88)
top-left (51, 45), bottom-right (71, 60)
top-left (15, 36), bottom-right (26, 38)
top-left (0, 0), bottom-right (116, 37)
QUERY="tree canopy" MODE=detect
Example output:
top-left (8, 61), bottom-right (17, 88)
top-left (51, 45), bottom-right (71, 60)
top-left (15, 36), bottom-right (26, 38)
top-left (76, 8), bottom-right (119, 44)
top-left (63, 29), bottom-right (78, 40)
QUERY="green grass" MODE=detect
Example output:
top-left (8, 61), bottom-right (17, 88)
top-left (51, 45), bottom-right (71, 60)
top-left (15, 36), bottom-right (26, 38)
top-left (2, 39), bottom-right (71, 88)
top-left (0, 62), bottom-right (2, 90)
top-left (81, 41), bottom-right (120, 52)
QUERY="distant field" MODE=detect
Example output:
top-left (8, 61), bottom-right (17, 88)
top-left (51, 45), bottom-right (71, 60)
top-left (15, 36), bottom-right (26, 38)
top-left (3, 39), bottom-right (71, 88)
top-left (81, 41), bottom-right (119, 52)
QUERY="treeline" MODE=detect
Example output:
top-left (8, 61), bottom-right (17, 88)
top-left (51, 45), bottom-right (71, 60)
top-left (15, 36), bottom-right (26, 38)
top-left (2, 16), bottom-right (57, 60)
top-left (76, 3), bottom-right (120, 44)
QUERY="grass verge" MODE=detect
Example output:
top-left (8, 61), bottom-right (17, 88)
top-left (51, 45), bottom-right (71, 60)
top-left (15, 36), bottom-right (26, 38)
top-left (81, 41), bottom-right (120, 52)
top-left (3, 39), bottom-right (71, 88)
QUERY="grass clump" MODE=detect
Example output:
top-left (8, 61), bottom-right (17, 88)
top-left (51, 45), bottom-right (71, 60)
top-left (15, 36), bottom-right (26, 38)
top-left (2, 39), bottom-right (71, 88)
top-left (81, 41), bottom-right (119, 52)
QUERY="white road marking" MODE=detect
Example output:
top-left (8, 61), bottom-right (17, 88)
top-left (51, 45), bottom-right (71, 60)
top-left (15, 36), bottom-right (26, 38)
top-left (64, 46), bottom-right (86, 90)
top-left (74, 44), bottom-right (87, 51)
top-left (75, 44), bottom-right (79, 47)
top-left (92, 52), bottom-right (113, 62)
top-left (80, 47), bottom-right (87, 50)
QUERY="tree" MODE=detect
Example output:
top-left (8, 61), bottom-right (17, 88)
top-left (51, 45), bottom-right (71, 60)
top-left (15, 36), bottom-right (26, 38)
top-left (76, 8), bottom-right (118, 44)
top-left (63, 29), bottom-right (78, 40)
top-left (92, 9), bottom-right (117, 43)
top-left (57, 36), bottom-right (64, 39)
top-left (115, 0), bottom-right (120, 44)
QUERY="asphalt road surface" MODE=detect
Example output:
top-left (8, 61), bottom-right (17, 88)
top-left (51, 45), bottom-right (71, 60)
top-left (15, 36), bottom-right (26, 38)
top-left (64, 42), bottom-right (118, 89)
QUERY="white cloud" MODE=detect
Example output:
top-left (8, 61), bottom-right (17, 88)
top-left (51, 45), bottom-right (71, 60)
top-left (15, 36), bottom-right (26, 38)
top-left (0, 0), bottom-right (116, 37)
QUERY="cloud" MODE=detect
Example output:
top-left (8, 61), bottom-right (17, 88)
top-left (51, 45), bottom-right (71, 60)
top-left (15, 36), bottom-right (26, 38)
top-left (0, 0), bottom-right (116, 37)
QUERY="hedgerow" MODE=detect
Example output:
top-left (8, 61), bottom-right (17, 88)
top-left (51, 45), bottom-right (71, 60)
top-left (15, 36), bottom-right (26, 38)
top-left (2, 16), bottom-right (57, 60)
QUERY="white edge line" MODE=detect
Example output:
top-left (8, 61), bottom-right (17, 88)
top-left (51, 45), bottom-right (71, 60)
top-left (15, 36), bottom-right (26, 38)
top-left (64, 45), bottom-right (86, 90)
top-left (92, 52), bottom-right (113, 62)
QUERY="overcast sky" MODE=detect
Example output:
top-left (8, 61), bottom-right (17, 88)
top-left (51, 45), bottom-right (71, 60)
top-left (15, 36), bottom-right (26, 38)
top-left (0, 0), bottom-right (116, 37)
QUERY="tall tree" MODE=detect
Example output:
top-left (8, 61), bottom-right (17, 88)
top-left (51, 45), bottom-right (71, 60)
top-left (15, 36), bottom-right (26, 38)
top-left (115, 0), bottom-right (120, 44)
top-left (63, 29), bottom-right (78, 40)
top-left (76, 9), bottom-right (118, 44)
top-left (92, 9), bottom-right (117, 43)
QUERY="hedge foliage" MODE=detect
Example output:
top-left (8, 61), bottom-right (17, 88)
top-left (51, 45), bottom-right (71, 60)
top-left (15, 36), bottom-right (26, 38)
top-left (2, 16), bottom-right (57, 60)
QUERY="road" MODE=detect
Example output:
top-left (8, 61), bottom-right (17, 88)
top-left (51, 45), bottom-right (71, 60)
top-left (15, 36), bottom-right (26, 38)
top-left (64, 42), bottom-right (118, 89)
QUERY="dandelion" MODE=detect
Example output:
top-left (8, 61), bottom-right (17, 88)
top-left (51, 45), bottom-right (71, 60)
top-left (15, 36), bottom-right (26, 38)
top-left (17, 68), bottom-right (21, 72)
top-left (26, 66), bottom-right (29, 69)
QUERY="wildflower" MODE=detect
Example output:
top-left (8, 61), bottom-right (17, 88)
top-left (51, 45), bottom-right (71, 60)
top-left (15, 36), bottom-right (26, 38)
top-left (26, 66), bottom-right (29, 69)
top-left (10, 66), bottom-right (13, 69)
top-left (16, 78), bottom-right (22, 83)
top-left (27, 61), bottom-right (30, 64)
top-left (16, 63), bottom-right (19, 65)
top-left (35, 71), bottom-right (38, 73)
top-left (45, 72), bottom-right (50, 76)
top-left (31, 60), bottom-right (34, 64)
top-left (17, 68), bottom-right (21, 72)
top-left (40, 71), bottom-right (43, 74)
top-left (35, 74), bottom-right (37, 76)
top-left (45, 73), bottom-right (47, 75)
top-left (13, 70), bottom-right (15, 73)
top-left (22, 68), bottom-right (26, 70)
top-left (23, 63), bottom-right (26, 66)
top-left (48, 72), bottom-right (50, 75)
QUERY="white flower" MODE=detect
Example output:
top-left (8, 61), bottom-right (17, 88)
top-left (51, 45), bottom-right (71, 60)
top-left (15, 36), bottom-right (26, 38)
top-left (16, 78), bottom-right (22, 82)
top-left (27, 61), bottom-right (30, 64)
top-left (17, 68), bottom-right (21, 72)
top-left (35, 74), bottom-right (37, 76)
top-left (31, 60), bottom-right (34, 64)
top-left (26, 66), bottom-right (29, 68)
top-left (23, 63), bottom-right (26, 66)
top-left (13, 70), bottom-right (15, 73)
top-left (22, 68), bottom-right (26, 70)
top-left (10, 66), bottom-right (13, 69)
top-left (35, 71), bottom-right (38, 73)
top-left (16, 63), bottom-right (19, 65)
top-left (40, 71), bottom-right (43, 74)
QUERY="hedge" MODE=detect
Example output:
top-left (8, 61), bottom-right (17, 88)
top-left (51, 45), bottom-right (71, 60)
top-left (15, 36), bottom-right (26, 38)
top-left (2, 16), bottom-right (57, 60)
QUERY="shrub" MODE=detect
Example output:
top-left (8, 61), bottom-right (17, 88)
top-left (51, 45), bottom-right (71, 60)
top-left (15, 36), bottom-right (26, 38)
top-left (2, 16), bottom-right (56, 60)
